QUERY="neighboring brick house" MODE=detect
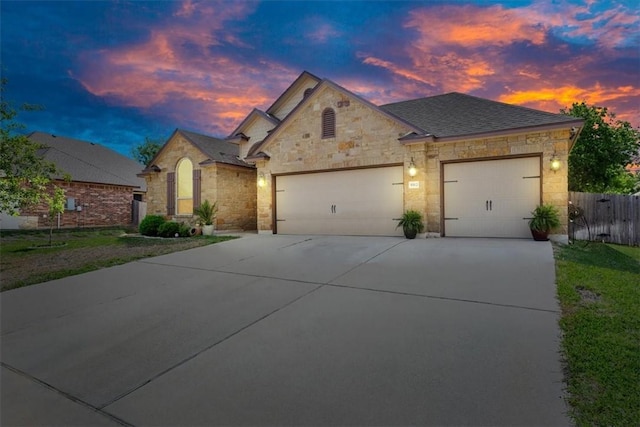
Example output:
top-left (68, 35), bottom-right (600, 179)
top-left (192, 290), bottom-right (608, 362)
top-left (1, 132), bottom-right (147, 229)
top-left (138, 129), bottom-right (257, 231)
top-left (227, 71), bottom-right (583, 239)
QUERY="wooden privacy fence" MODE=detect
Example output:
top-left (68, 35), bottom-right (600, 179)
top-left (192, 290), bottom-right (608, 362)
top-left (132, 200), bottom-right (147, 226)
top-left (569, 192), bottom-right (640, 246)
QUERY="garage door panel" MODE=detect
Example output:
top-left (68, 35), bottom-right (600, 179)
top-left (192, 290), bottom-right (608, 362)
top-left (444, 157), bottom-right (540, 238)
top-left (276, 167), bottom-right (403, 236)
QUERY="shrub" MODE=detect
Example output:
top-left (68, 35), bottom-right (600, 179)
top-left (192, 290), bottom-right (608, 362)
top-left (158, 221), bottom-right (181, 238)
top-left (139, 215), bottom-right (166, 236)
top-left (178, 222), bottom-right (191, 237)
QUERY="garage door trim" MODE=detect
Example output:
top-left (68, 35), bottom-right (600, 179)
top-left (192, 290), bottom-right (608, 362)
top-left (440, 154), bottom-right (542, 237)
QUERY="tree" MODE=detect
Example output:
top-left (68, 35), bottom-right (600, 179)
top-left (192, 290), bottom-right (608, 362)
top-left (0, 78), bottom-right (58, 215)
top-left (46, 186), bottom-right (65, 246)
top-left (562, 102), bottom-right (640, 194)
top-left (131, 137), bottom-right (162, 166)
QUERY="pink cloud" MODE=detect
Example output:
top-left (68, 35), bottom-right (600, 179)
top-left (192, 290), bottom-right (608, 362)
top-left (405, 5), bottom-right (547, 47)
top-left (74, 0), bottom-right (298, 136)
top-left (359, 2), bottom-right (639, 126)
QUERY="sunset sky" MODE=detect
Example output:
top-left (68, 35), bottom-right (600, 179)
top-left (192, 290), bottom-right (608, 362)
top-left (2, 0), bottom-right (638, 157)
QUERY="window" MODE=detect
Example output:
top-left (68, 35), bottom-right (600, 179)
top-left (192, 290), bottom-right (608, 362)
top-left (176, 158), bottom-right (193, 215)
top-left (322, 108), bottom-right (336, 139)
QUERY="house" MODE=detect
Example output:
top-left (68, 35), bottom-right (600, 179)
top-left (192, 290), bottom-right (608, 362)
top-left (235, 71), bottom-right (584, 239)
top-left (0, 132), bottom-right (147, 229)
top-left (138, 129), bottom-right (257, 231)
top-left (147, 71), bottom-right (584, 239)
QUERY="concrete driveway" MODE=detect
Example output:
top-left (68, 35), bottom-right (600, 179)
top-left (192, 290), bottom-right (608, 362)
top-left (1, 235), bottom-right (569, 426)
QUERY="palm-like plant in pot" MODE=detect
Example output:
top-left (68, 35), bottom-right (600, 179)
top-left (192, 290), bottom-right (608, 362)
top-left (397, 210), bottom-right (424, 239)
top-left (194, 200), bottom-right (218, 236)
top-left (528, 204), bottom-right (560, 241)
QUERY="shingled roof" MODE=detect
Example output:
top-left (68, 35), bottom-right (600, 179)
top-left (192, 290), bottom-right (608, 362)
top-left (29, 132), bottom-right (146, 191)
top-left (177, 129), bottom-right (252, 168)
top-left (380, 92), bottom-right (582, 139)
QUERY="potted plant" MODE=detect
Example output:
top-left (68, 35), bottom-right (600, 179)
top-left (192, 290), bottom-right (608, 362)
top-left (529, 204), bottom-right (561, 241)
top-left (397, 210), bottom-right (424, 239)
top-left (194, 200), bottom-right (218, 236)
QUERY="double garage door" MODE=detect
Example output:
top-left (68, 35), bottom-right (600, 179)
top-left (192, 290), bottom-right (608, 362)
top-left (273, 157), bottom-right (541, 238)
top-left (443, 156), bottom-right (541, 238)
top-left (275, 166), bottom-right (404, 236)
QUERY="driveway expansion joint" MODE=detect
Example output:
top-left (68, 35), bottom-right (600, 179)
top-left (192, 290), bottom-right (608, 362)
top-left (1, 362), bottom-right (133, 427)
top-left (98, 283), bottom-right (324, 410)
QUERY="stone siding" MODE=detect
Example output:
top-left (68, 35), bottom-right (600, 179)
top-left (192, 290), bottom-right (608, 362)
top-left (21, 181), bottom-right (134, 228)
top-left (424, 129), bottom-right (571, 234)
top-left (145, 133), bottom-right (257, 230)
top-left (144, 134), bottom-right (210, 217)
top-left (239, 116), bottom-right (276, 158)
top-left (256, 84), bottom-right (572, 235)
top-left (216, 165), bottom-right (257, 230)
top-left (256, 84), bottom-right (422, 232)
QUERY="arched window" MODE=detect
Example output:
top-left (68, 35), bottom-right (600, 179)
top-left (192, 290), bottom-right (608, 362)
top-left (321, 108), bottom-right (336, 139)
top-left (176, 158), bottom-right (193, 215)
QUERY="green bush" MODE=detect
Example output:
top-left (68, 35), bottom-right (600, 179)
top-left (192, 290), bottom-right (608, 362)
top-left (157, 221), bottom-right (181, 238)
top-left (139, 215), bottom-right (166, 236)
top-left (178, 223), bottom-right (191, 237)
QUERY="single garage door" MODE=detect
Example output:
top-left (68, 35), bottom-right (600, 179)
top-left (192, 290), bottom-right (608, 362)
top-left (275, 166), bottom-right (404, 236)
top-left (443, 157), bottom-right (541, 238)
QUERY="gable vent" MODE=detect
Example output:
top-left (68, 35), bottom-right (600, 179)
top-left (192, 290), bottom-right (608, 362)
top-left (322, 108), bottom-right (336, 139)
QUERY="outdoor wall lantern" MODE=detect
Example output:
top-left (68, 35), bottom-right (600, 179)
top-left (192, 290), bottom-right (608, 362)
top-left (257, 172), bottom-right (266, 187)
top-left (408, 158), bottom-right (417, 177)
top-left (550, 155), bottom-right (562, 172)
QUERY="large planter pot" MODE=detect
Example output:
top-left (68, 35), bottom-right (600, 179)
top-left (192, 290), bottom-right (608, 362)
top-left (202, 224), bottom-right (215, 236)
top-left (403, 227), bottom-right (418, 239)
top-left (531, 229), bottom-right (550, 241)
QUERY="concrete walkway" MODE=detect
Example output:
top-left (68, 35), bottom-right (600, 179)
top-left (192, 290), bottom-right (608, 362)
top-left (1, 235), bottom-right (570, 426)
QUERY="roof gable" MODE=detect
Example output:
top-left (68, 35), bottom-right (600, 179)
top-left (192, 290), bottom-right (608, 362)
top-left (226, 108), bottom-right (280, 142)
top-left (148, 129), bottom-right (253, 169)
top-left (29, 132), bottom-right (146, 190)
top-left (265, 71), bottom-right (321, 120)
top-left (247, 79), bottom-right (424, 159)
top-left (381, 92), bottom-right (583, 140)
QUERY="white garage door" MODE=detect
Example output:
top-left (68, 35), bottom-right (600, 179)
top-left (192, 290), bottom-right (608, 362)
top-left (275, 166), bottom-right (404, 236)
top-left (443, 157), bottom-right (541, 238)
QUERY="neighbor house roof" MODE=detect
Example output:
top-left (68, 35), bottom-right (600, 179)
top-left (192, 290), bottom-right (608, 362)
top-left (381, 92), bottom-right (583, 140)
top-left (29, 131), bottom-right (146, 191)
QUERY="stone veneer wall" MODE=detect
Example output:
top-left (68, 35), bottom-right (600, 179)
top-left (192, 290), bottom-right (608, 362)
top-left (256, 83), bottom-right (572, 235)
top-left (21, 181), bottom-right (134, 228)
top-left (424, 129), bottom-right (571, 235)
top-left (144, 134), bottom-right (257, 230)
top-left (215, 165), bottom-right (257, 230)
top-left (256, 84), bottom-right (423, 232)
top-left (144, 134), bottom-right (210, 217)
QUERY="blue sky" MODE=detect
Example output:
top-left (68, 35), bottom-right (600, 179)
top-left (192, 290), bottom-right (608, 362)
top-left (2, 0), bottom-right (638, 159)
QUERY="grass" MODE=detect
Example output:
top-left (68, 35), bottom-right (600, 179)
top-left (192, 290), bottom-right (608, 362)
top-left (0, 228), bottom-right (238, 291)
top-left (555, 242), bottom-right (640, 426)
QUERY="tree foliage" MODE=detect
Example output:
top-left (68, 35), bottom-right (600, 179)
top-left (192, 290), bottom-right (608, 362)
top-left (131, 137), bottom-right (162, 166)
top-left (0, 78), bottom-right (58, 215)
top-left (562, 102), bottom-right (639, 194)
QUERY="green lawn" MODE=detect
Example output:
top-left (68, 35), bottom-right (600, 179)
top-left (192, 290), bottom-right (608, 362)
top-left (1, 228), bottom-right (237, 291)
top-left (555, 242), bottom-right (640, 426)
